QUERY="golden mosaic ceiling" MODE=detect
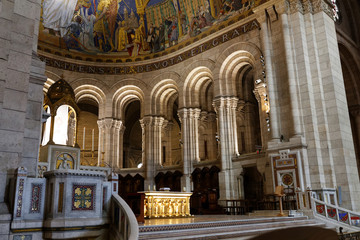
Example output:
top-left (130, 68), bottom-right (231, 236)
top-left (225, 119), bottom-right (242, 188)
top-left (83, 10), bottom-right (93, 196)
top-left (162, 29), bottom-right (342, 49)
top-left (38, 0), bottom-right (265, 63)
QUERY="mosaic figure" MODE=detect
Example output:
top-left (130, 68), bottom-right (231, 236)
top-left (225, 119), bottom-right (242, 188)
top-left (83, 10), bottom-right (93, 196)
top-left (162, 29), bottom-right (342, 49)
top-left (42, 0), bottom-right (78, 36)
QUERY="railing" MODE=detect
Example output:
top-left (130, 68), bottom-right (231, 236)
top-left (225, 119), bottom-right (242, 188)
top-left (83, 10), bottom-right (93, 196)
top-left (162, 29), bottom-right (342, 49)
top-left (339, 231), bottom-right (360, 240)
top-left (110, 194), bottom-right (139, 240)
top-left (312, 197), bottom-right (360, 229)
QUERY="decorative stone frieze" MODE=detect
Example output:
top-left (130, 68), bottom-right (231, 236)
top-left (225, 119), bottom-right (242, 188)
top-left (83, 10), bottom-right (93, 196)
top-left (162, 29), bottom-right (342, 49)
top-left (285, 0), bottom-right (334, 19)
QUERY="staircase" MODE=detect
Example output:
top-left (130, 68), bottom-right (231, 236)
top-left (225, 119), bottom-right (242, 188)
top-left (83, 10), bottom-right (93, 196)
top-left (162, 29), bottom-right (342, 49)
top-left (139, 215), bottom-right (325, 240)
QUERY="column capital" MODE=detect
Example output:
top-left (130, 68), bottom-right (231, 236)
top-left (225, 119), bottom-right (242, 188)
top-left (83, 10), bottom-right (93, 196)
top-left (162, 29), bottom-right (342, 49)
top-left (113, 119), bottom-right (123, 129)
top-left (140, 116), bottom-right (165, 127)
top-left (97, 118), bottom-right (120, 130)
top-left (212, 96), bottom-right (239, 111)
top-left (283, 0), bottom-right (334, 19)
top-left (177, 108), bottom-right (201, 120)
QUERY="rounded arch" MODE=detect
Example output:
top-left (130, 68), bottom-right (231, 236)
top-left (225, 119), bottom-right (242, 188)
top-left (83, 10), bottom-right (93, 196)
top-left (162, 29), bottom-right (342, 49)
top-left (182, 66), bottom-right (214, 108)
top-left (74, 84), bottom-right (106, 118)
top-left (43, 77), bottom-right (56, 93)
top-left (150, 79), bottom-right (179, 117)
top-left (213, 42), bottom-right (263, 97)
top-left (148, 71), bottom-right (182, 88)
top-left (112, 85), bottom-right (145, 119)
top-left (338, 43), bottom-right (360, 106)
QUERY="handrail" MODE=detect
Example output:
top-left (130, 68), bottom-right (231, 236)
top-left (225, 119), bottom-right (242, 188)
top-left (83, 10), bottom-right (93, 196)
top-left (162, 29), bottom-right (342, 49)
top-left (311, 197), bottom-right (360, 229)
top-left (110, 194), bottom-right (139, 240)
top-left (338, 230), bottom-right (360, 240)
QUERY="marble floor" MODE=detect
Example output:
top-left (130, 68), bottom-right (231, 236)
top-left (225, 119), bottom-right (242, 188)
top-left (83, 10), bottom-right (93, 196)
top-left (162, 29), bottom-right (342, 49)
top-left (140, 214), bottom-right (275, 226)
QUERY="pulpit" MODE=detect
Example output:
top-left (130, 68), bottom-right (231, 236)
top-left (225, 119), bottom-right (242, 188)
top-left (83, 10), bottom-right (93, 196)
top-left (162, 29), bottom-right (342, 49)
top-left (139, 191), bottom-right (192, 218)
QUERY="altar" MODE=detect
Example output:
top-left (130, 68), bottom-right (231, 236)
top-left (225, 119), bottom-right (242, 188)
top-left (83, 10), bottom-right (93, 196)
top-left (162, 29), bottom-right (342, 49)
top-left (139, 191), bottom-right (192, 218)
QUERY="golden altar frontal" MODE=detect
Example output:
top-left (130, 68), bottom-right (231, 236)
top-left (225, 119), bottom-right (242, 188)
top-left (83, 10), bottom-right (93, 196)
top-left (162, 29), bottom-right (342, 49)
top-left (140, 191), bottom-right (192, 218)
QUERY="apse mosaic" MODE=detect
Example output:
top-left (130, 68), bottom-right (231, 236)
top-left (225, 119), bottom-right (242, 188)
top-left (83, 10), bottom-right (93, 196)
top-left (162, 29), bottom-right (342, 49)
top-left (39, 0), bottom-right (262, 58)
top-left (72, 184), bottom-right (96, 210)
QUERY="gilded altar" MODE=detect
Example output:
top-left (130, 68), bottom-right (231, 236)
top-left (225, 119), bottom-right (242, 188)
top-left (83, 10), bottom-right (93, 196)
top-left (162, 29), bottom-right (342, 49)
top-left (140, 191), bottom-right (192, 218)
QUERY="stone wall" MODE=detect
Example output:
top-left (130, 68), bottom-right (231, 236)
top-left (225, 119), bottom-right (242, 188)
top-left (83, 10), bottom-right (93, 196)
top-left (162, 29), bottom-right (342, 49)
top-left (0, 0), bottom-right (46, 203)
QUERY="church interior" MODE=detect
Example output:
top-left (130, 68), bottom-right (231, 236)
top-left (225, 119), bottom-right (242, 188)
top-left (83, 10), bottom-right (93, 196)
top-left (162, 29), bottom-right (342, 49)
top-left (1, 0), bottom-right (360, 239)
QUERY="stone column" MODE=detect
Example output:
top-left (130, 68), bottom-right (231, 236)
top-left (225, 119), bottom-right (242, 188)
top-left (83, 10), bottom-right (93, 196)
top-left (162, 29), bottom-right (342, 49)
top-left (213, 97), bottom-right (239, 200)
top-left (112, 120), bottom-right (124, 169)
top-left (207, 112), bottom-right (218, 161)
top-left (254, 82), bottom-right (270, 150)
top-left (97, 119), bottom-right (105, 166)
top-left (118, 124), bottom-right (126, 168)
top-left (140, 116), bottom-right (164, 190)
top-left (97, 118), bottom-right (121, 168)
top-left (162, 120), bottom-right (173, 166)
top-left (259, 19), bottom-right (281, 141)
top-left (178, 108), bottom-right (201, 191)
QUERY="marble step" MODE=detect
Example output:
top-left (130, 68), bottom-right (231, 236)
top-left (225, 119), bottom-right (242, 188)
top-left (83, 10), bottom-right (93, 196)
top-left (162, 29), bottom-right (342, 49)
top-left (140, 216), bottom-right (307, 233)
top-left (161, 222), bottom-right (325, 240)
top-left (139, 217), bottom-right (322, 240)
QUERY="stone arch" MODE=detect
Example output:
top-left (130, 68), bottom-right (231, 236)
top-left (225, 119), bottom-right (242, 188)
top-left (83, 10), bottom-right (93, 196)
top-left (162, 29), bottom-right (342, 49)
top-left (74, 84), bottom-right (106, 118)
top-left (338, 42), bottom-right (360, 175)
top-left (112, 85), bottom-right (145, 120)
top-left (182, 66), bottom-right (214, 108)
top-left (150, 79), bottom-right (179, 117)
top-left (338, 43), bottom-right (360, 107)
top-left (213, 42), bottom-right (263, 97)
top-left (148, 71), bottom-right (182, 88)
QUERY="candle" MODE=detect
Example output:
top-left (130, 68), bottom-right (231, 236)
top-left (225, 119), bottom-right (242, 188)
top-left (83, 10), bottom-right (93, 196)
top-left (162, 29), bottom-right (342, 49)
top-left (92, 129), bottom-right (94, 151)
top-left (83, 127), bottom-right (86, 149)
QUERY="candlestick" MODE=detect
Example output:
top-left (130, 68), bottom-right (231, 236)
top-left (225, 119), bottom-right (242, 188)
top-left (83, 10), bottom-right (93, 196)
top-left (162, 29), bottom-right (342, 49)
top-left (83, 127), bottom-right (85, 149)
top-left (92, 129), bottom-right (94, 151)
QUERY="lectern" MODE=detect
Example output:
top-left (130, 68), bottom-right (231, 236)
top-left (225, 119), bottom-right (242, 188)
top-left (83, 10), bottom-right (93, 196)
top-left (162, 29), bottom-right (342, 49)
top-left (275, 185), bottom-right (286, 217)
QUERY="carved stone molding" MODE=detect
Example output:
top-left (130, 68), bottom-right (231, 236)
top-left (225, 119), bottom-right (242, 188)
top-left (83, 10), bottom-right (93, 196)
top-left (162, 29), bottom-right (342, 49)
top-left (285, 0), bottom-right (334, 19)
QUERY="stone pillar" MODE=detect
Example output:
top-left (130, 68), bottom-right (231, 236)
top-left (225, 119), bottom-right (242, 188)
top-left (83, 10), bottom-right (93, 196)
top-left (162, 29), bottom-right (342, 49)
top-left (97, 118), bottom-right (123, 168)
top-left (259, 20), bottom-right (281, 141)
top-left (0, 0), bottom-right (45, 203)
top-left (140, 116), bottom-right (164, 190)
top-left (162, 120), bottom-right (173, 166)
top-left (253, 82), bottom-right (270, 150)
top-left (213, 97), bottom-right (240, 200)
top-left (97, 120), bottom-right (105, 166)
top-left (207, 112), bottom-right (218, 161)
top-left (178, 108), bottom-right (201, 191)
top-left (118, 124), bottom-right (126, 168)
top-left (112, 120), bottom-right (123, 169)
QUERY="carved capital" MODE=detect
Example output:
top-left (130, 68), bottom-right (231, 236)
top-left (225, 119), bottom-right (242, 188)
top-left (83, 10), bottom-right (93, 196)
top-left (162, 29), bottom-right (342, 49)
top-left (177, 108), bottom-right (201, 120)
top-left (212, 97), bottom-right (239, 112)
top-left (285, 0), bottom-right (334, 19)
top-left (286, 0), bottom-right (304, 14)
